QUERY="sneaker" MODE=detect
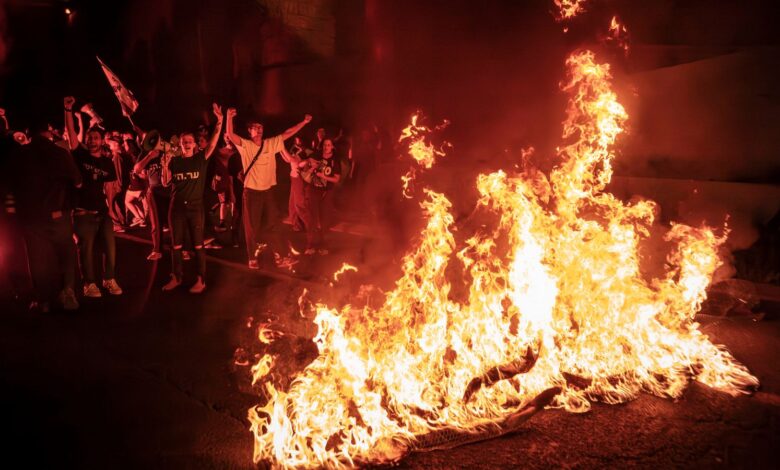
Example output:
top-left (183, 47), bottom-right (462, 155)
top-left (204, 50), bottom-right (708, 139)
top-left (189, 276), bottom-right (206, 294)
top-left (163, 226), bottom-right (170, 233)
top-left (147, 251), bottom-right (163, 261)
top-left (113, 225), bottom-right (126, 233)
top-left (304, 248), bottom-right (316, 255)
top-left (102, 278), bottom-right (123, 295)
top-left (129, 218), bottom-right (143, 227)
top-left (248, 260), bottom-right (259, 270)
top-left (162, 275), bottom-right (182, 291)
top-left (59, 288), bottom-right (79, 310)
top-left (83, 282), bottom-right (102, 298)
top-left (205, 240), bottom-right (223, 250)
top-left (182, 251), bottom-right (192, 261)
top-left (214, 222), bottom-right (228, 233)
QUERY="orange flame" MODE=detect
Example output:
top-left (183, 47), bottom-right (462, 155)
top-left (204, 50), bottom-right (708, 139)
top-left (554, 0), bottom-right (588, 21)
top-left (605, 15), bottom-right (630, 55)
top-left (398, 113), bottom-right (451, 198)
top-left (333, 263), bottom-right (358, 282)
top-left (247, 50), bottom-right (757, 468)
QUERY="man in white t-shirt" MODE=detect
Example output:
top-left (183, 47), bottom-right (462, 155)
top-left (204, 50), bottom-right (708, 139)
top-left (225, 108), bottom-right (312, 269)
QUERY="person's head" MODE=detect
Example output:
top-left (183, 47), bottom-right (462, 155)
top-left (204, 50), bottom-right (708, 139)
top-left (85, 126), bottom-right (106, 154)
top-left (222, 133), bottom-right (233, 150)
top-left (107, 135), bottom-right (122, 155)
top-left (316, 128), bottom-right (326, 140)
top-left (179, 131), bottom-right (197, 156)
top-left (197, 134), bottom-right (208, 150)
top-left (322, 138), bottom-right (334, 158)
top-left (247, 121), bottom-right (264, 141)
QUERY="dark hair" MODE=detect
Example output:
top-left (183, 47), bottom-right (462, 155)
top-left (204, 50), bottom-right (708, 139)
top-left (179, 131), bottom-right (196, 141)
top-left (86, 126), bottom-right (106, 138)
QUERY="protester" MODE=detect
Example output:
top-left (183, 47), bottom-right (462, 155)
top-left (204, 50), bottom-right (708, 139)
top-left (160, 103), bottom-right (223, 293)
top-left (283, 137), bottom-right (306, 232)
top-left (64, 96), bottom-right (123, 297)
top-left (224, 108), bottom-right (312, 269)
top-left (3, 119), bottom-right (83, 311)
top-left (300, 138), bottom-right (341, 255)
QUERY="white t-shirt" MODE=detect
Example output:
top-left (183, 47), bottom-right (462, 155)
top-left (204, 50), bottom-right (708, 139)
top-left (236, 135), bottom-right (284, 191)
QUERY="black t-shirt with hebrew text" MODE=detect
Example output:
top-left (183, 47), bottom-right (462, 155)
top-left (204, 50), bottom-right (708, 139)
top-left (168, 151), bottom-right (209, 205)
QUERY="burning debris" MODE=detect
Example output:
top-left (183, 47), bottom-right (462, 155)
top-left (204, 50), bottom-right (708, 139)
top-left (245, 48), bottom-right (758, 468)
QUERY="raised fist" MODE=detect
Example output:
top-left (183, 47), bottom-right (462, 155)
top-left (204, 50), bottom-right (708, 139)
top-left (212, 103), bottom-right (223, 120)
top-left (303, 114), bottom-right (313, 123)
top-left (0, 108), bottom-right (5, 117)
top-left (226, 108), bottom-right (237, 119)
top-left (64, 96), bottom-right (76, 109)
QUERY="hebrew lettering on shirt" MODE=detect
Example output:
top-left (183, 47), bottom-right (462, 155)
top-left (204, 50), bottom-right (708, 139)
top-left (173, 171), bottom-right (200, 181)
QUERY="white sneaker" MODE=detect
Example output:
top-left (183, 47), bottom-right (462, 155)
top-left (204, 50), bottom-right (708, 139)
top-left (147, 251), bottom-right (163, 261)
top-left (102, 278), bottom-right (123, 295)
top-left (189, 276), bottom-right (206, 294)
top-left (83, 283), bottom-right (102, 298)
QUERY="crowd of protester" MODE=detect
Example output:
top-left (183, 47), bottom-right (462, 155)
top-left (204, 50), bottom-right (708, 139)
top-left (0, 98), bottom-right (392, 312)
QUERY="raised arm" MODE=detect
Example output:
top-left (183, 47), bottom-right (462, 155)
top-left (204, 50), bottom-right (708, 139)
top-left (281, 114), bottom-right (313, 141)
top-left (75, 112), bottom-right (85, 143)
top-left (280, 147), bottom-right (300, 165)
top-left (63, 96), bottom-right (79, 150)
top-left (204, 103), bottom-right (224, 160)
top-left (225, 107), bottom-right (243, 148)
top-left (160, 153), bottom-right (173, 187)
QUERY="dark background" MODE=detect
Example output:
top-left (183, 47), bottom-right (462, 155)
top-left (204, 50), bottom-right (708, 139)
top-left (1, 0), bottom-right (780, 182)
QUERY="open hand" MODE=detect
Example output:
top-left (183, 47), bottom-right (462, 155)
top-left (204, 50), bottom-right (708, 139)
top-left (226, 108), bottom-right (237, 119)
top-left (212, 103), bottom-right (223, 120)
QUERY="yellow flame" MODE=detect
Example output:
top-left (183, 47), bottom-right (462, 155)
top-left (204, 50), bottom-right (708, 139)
top-left (606, 16), bottom-right (630, 55)
top-left (554, 0), bottom-right (588, 21)
top-left (333, 263), bottom-right (359, 282)
top-left (248, 50), bottom-right (757, 468)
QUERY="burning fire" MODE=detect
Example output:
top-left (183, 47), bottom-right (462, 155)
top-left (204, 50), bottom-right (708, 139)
top-left (398, 112), bottom-right (451, 198)
top-left (554, 0), bottom-right (589, 21)
top-left (247, 49), bottom-right (758, 468)
top-left (605, 15), bottom-right (630, 55)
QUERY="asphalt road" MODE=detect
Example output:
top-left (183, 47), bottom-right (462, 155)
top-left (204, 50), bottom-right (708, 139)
top-left (0, 237), bottom-right (777, 469)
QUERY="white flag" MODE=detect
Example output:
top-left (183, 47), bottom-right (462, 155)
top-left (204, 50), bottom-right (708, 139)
top-left (97, 56), bottom-right (139, 117)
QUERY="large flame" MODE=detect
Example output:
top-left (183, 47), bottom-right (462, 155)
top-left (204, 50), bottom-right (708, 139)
top-left (247, 50), bottom-right (757, 468)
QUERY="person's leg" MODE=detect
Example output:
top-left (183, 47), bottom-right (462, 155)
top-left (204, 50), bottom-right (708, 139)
top-left (105, 182), bottom-right (124, 228)
top-left (303, 185), bottom-right (322, 251)
top-left (171, 206), bottom-right (185, 280)
top-left (22, 223), bottom-right (54, 306)
top-left (291, 177), bottom-right (306, 230)
top-left (146, 187), bottom-right (161, 253)
top-left (187, 204), bottom-right (206, 281)
top-left (51, 216), bottom-right (77, 292)
top-left (243, 189), bottom-right (262, 263)
top-left (99, 214), bottom-right (117, 280)
top-left (258, 188), bottom-right (280, 265)
top-left (73, 213), bottom-right (97, 285)
top-left (125, 190), bottom-right (143, 223)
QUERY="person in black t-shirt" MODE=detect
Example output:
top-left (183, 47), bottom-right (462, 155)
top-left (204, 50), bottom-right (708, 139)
top-left (300, 138), bottom-right (341, 255)
top-left (160, 103), bottom-right (223, 294)
top-left (64, 96), bottom-right (123, 298)
top-left (5, 123), bottom-right (83, 311)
